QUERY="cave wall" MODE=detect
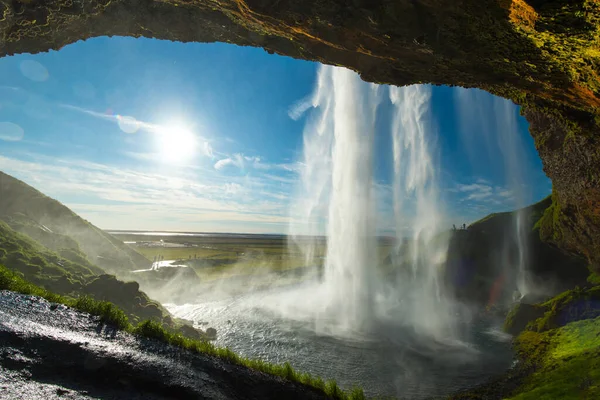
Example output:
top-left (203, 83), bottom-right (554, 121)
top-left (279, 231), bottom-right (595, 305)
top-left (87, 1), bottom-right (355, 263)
top-left (1, 0), bottom-right (599, 270)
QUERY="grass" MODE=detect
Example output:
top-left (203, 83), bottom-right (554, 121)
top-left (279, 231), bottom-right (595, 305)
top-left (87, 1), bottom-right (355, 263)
top-left (0, 262), bottom-right (364, 400)
top-left (127, 233), bottom-right (395, 283)
top-left (507, 317), bottom-right (600, 400)
top-left (529, 285), bottom-right (600, 332)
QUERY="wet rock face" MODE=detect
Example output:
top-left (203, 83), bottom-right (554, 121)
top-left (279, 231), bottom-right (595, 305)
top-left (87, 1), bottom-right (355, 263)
top-left (0, 0), bottom-right (599, 268)
top-left (0, 291), bottom-right (328, 400)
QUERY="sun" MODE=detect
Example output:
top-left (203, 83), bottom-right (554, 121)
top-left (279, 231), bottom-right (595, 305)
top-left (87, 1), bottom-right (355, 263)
top-left (156, 124), bottom-right (197, 164)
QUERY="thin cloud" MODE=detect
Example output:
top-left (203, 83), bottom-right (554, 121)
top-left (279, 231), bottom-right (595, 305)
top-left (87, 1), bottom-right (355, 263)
top-left (60, 103), bottom-right (157, 134)
top-left (214, 157), bottom-right (240, 170)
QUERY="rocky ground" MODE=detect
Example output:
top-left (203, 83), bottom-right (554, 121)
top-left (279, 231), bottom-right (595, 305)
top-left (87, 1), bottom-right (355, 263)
top-left (0, 291), bottom-right (329, 400)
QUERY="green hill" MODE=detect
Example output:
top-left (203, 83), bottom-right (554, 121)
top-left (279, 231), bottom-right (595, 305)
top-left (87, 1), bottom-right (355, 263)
top-left (445, 196), bottom-right (591, 307)
top-left (0, 171), bottom-right (212, 338)
top-left (0, 219), bottom-right (164, 323)
top-left (0, 171), bottom-right (150, 274)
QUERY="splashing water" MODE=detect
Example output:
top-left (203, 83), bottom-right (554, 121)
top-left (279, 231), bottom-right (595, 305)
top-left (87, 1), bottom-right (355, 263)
top-left (288, 65), bottom-right (456, 340)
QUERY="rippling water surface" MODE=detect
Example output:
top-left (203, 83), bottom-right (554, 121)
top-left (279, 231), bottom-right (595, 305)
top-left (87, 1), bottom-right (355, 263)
top-left (166, 284), bottom-right (513, 399)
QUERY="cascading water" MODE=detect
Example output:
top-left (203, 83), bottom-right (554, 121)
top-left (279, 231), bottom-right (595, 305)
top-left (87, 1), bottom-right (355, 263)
top-left (454, 88), bottom-right (531, 299)
top-left (289, 66), bottom-right (380, 333)
top-left (289, 65), bottom-right (455, 339)
top-left (493, 99), bottom-right (530, 297)
top-left (389, 85), bottom-right (456, 339)
top-left (168, 66), bottom-right (516, 398)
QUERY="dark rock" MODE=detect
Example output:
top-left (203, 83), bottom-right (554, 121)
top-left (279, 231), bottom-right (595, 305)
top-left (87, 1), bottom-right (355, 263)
top-left (444, 197), bottom-right (590, 308)
top-left (177, 324), bottom-right (203, 340)
top-left (206, 328), bottom-right (217, 339)
top-left (520, 293), bottom-right (551, 305)
top-left (504, 303), bottom-right (547, 336)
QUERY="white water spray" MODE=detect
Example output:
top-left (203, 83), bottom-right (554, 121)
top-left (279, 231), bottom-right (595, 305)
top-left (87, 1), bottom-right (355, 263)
top-left (389, 85), bottom-right (455, 338)
top-left (289, 65), bottom-right (456, 339)
top-left (493, 99), bottom-right (531, 297)
top-left (455, 88), bottom-right (531, 298)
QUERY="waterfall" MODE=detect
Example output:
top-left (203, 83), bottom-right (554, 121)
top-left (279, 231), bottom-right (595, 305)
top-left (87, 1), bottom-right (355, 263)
top-left (388, 85), bottom-right (456, 339)
top-left (288, 65), bottom-right (457, 339)
top-left (455, 88), bottom-right (531, 298)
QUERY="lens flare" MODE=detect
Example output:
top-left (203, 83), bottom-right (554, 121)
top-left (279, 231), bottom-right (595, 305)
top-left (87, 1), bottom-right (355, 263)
top-left (156, 124), bottom-right (197, 164)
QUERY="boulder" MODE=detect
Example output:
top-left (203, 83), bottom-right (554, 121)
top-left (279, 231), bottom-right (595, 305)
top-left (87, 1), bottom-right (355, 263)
top-left (206, 327), bottom-right (217, 340)
top-left (504, 303), bottom-right (546, 336)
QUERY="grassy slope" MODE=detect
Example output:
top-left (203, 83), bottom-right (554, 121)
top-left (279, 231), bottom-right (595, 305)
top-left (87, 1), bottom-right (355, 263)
top-left (468, 195), bottom-right (552, 233)
top-left (0, 171), bottom-right (149, 273)
top-left (0, 263), bottom-right (364, 400)
top-left (0, 220), bottom-right (170, 325)
top-left (509, 316), bottom-right (600, 400)
top-left (450, 286), bottom-right (600, 399)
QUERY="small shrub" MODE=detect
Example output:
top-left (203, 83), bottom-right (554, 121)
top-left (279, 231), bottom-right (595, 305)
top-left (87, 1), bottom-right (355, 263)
top-left (133, 319), bottom-right (171, 341)
top-left (73, 296), bottom-right (129, 330)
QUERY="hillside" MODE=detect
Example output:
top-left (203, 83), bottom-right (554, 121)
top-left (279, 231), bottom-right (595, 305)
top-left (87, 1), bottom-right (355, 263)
top-left (0, 220), bottom-right (165, 323)
top-left (0, 171), bottom-right (149, 274)
top-left (444, 196), bottom-right (591, 307)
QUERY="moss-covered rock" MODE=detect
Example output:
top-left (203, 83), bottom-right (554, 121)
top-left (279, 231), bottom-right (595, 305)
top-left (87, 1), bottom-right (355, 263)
top-left (445, 197), bottom-right (590, 307)
top-left (504, 303), bottom-right (547, 336)
top-left (530, 285), bottom-right (600, 332)
top-left (82, 274), bottom-right (167, 323)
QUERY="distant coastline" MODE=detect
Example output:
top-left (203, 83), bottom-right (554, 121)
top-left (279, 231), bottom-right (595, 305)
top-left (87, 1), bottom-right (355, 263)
top-left (106, 230), bottom-right (290, 239)
top-left (106, 230), bottom-right (396, 242)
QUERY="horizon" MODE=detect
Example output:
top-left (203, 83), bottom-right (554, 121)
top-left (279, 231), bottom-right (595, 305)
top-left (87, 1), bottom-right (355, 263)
top-left (0, 36), bottom-right (551, 235)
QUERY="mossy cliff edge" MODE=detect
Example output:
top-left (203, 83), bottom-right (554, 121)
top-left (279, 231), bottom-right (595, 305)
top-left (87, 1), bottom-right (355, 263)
top-left (1, 0), bottom-right (599, 268)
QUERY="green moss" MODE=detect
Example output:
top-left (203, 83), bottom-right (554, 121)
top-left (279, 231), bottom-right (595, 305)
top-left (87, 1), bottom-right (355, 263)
top-left (588, 271), bottom-right (600, 285)
top-left (504, 303), bottom-right (547, 334)
top-left (507, 317), bottom-right (600, 400)
top-left (535, 191), bottom-right (564, 243)
top-left (530, 286), bottom-right (600, 332)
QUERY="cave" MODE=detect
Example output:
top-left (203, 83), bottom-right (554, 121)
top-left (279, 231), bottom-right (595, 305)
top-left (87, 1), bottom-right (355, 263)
top-left (1, 0), bottom-right (599, 266)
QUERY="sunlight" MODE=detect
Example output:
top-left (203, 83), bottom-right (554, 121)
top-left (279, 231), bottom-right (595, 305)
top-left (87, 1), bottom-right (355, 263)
top-left (156, 124), bottom-right (197, 164)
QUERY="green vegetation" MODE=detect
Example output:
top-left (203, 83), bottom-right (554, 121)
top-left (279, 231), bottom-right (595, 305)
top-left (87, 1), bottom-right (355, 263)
top-left (0, 263), bottom-right (128, 329)
top-left (507, 317), bottom-right (600, 400)
top-left (0, 219), bottom-right (100, 285)
top-left (126, 233), bottom-right (394, 284)
top-left (0, 171), bottom-right (150, 274)
top-left (588, 271), bottom-right (600, 285)
top-left (0, 263), bottom-right (364, 400)
top-left (529, 286), bottom-right (600, 332)
top-left (0, 219), bottom-right (170, 324)
top-left (534, 191), bottom-right (564, 243)
top-left (447, 196), bottom-right (589, 307)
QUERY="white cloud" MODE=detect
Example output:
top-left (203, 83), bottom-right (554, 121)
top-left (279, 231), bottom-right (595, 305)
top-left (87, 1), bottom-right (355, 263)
top-left (214, 157), bottom-right (239, 170)
top-left (225, 183), bottom-right (243, 195)
top-left (60, 104), bottom-right (157, 134)
top-left (0, 153), bottom-right (296, 233)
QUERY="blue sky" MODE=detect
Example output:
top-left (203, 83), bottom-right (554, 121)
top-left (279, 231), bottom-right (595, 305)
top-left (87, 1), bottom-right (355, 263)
top-left (0, 37), bottom-right (551, 234)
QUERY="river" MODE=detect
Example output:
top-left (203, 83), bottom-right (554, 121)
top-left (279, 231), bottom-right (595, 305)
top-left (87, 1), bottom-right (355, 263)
top-left (166, 282), bottom-right (513, 399)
